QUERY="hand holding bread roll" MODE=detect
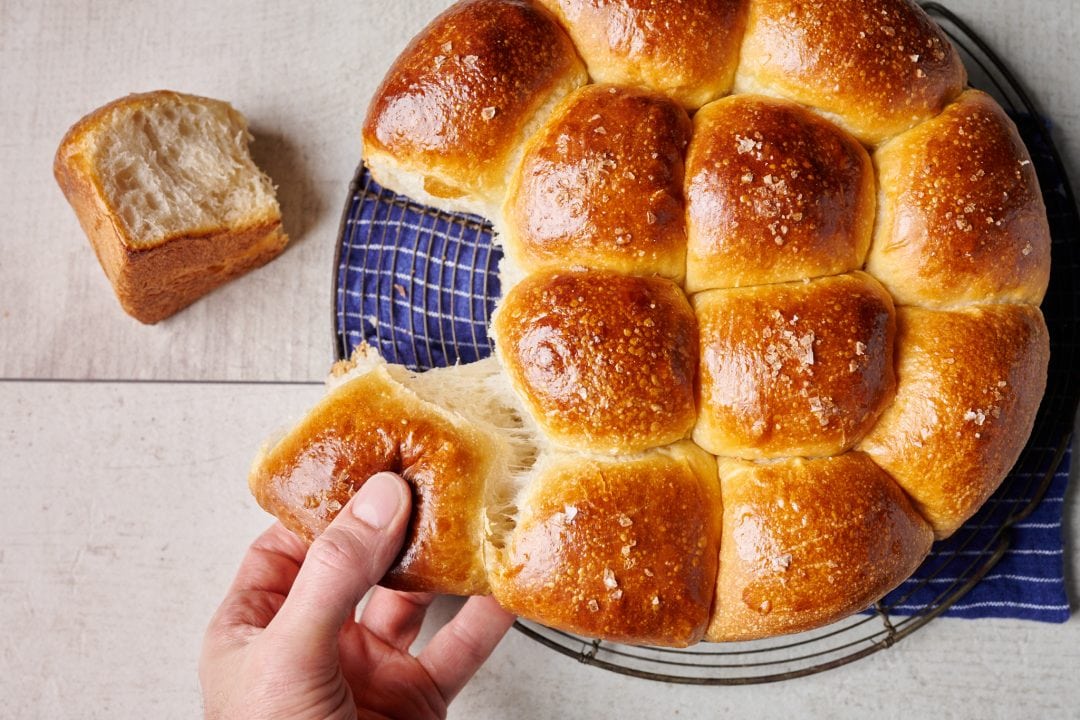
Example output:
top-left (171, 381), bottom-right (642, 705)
top-left (249, 0), bottom-right (1052, 646)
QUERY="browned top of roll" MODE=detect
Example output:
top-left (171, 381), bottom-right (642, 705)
top-left (707, 452), bottom-right (933, 641)
top-left (493, 269), bottom-right (698, 453)
top-left (868, 90), bottom-right (1051, 307)
top-left (489, 443), bottom-right (721, 647)
top-left (693, 272), bottom-right (896, 459)
top-left (502, 84), bottom-right (692, 281)
top-left (362, 0), bottom-right (586, 206)
top-left (858, 304), bottom-right (1049, 539)
top-left (535, 0), bottom-right (749, 109)
top-left (734, 0), bottom-right (966, 144)
top-left (248, 365), bottom-right (492, 595)
top-left (685, 94), bottom-right (875, 292)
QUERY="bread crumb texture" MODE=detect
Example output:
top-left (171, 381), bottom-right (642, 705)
top-left (79, 93), bottom-right (279, 248)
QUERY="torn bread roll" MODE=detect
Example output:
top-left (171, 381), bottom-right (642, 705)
top-left (54, 90), bottom-right (287, 324)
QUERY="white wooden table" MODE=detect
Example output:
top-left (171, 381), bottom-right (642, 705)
top-left (1, 1), bottom-right (1077, 717)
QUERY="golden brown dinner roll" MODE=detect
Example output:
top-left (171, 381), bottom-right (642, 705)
top-left (501, 85), bottom-right (692, 281)
top-left (706, 453), bottom-right (933, 642)
top-left (534, 0), bottom-right (749, 109)
top-left (489, 443), bottom-right (722, 647)
top-left (868, 90), bottom-right (1051, 307)
top-left (694, 272), bottom-right (896, 459)
top-left (493, 269), bottom-right (698, 454)
top-left (734, 0), bottom-right (966, 145)
top-left (362, 0), bottom-right (587, 217)
top-left (684, 95), bottom-right (875, 292)
top-left (248, 353), bottom-right (500, 595)
top-left (858, 304), bottom-right (1049, 539)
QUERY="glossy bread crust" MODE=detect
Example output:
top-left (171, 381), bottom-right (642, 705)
top-left (707, 453), bottom-right (933, 641)
top-left (734, 0), bottom-right (966, 144)
top-left (269, 0), bottom-right (1055, 646)
top-left (248, 365), bottom-right (494, 595)
top-left (502, 84), bottom-right (692, 281)
top-left (693, 272), bottom-right (896, 459)
top-left (362, 0), bottom-right (587, 214)
top-left (535, 0), bottom-right (749, 109)
top-left (493, 269), bottom-right (698, 453)
top-left (858, 304), bottom-right (1050, 539)
top-left (489, 443), bottom-right (722, 647)
top-left (868, 90), bottom-right (1051, 307)
top-left (685, 94), bottom-right (875, 292)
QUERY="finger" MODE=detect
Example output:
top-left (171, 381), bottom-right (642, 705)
top-left (418, 595), bottom-right (516, 703)
top-left (229, 522), bottom-right (308, 596)
top-left (358, 587), bottom-right (436, 650)
top-left (208, 523), bottom-right (309, 636)
top-left (268, 472), bottom-right (411, 657)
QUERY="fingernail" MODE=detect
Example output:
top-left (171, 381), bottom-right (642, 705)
top-left (351, 472), bottom-right (406, 529)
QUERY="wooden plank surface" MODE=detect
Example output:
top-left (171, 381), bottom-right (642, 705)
top-left (1, 0), bottom-right (1078, 717)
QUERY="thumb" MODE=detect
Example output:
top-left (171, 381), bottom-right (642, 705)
top-left (268, 472), bottom-right (412, 656)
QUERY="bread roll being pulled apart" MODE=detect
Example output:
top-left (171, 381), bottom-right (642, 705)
top-left (249, 349), bottom-right (723, 647)
top-left (261, 0), bottom-right (1053, 649)
top-left (249, 349), bottom-right (531, 595)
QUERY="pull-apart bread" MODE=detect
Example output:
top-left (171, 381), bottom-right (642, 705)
top-left (251, 0), bottom-right (1051, 646)
top-left (55, 91), bottom-right (287, 323)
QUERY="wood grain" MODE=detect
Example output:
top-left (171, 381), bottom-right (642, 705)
top-left (0, 0), bottom-right (1077, 717)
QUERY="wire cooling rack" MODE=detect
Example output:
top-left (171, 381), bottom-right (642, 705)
top-left (333, 3), bottom-right (1079, 683)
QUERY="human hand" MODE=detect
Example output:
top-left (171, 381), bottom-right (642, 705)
top-left (200, 472), bottom-right (516, 720)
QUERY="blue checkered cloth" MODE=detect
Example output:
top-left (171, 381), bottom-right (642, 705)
top-left (334, 167), bottom-right (1071, 624)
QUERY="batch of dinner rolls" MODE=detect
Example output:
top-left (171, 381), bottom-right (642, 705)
top-left (250, 0), bottom-right (1052, 646)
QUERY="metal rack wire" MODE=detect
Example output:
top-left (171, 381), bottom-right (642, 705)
top-left (333, 3), bottom-right (1078, 684)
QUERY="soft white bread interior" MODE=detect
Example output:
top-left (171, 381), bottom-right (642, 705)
top-left (54, 90), bottom-right (288, 324)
